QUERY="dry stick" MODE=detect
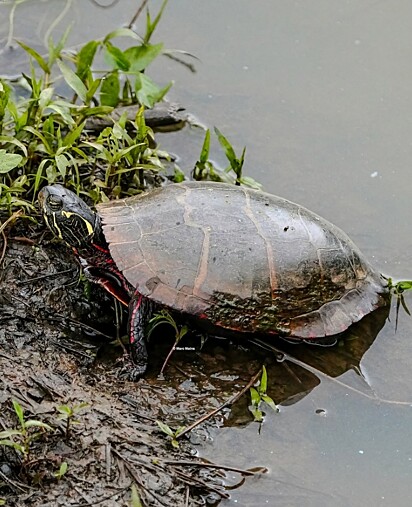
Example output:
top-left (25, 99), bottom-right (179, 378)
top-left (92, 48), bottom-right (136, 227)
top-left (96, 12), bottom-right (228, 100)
top-left (163, 460), bottom-right (267, 476)
top-left (127, 0), bottom-right (149, 28)
top-left (172, 467), bottom-right (230, 500)
top-left (111, 448), bottom-right (170, 507)
top-left (176, 368), bottom-right (263, 440)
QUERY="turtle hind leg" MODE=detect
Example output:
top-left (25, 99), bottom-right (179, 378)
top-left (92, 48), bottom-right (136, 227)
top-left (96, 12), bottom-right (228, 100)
top-left (125, 292), bottom-right (153, 380)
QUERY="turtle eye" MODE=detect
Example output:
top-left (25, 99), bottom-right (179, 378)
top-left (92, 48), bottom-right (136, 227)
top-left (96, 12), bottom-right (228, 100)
top-left (47, 195), bottom-right (63, 211)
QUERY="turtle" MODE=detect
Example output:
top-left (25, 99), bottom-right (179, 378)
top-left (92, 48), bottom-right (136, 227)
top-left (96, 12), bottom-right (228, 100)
top-left (38, 181), bottom-right (389, 379)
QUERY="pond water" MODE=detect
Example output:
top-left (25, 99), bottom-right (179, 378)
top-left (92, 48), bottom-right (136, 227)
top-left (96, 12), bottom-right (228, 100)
top-left (2, 1), bottom-right (412, 505)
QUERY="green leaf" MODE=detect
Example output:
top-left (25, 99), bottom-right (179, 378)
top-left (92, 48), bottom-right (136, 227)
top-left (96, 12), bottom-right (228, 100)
top-left (103, 28), bottom-right (142, 44)
top-left (0, 440), bottom-right (26, 454)
top-left (16, 40), bottom-right (50, 73)
top-left (259, 365), bottom-right (268, 395)
top-left (57, 60), bottom-right (88, 102)
top-left (100, 71), bottom-right (120, 107)
top-left (54, 461), bottom-right (68, 478)
top-left (57, 405), bottom-right (72, 416)
top-left (395, 280), bottom-right (412, 293)
top-left (214, 127), bottom-right (237, 167)
top-left (39, 87), bottom-right (54, 111)
top-left (156, 420), bottom-right (175, 437)
top-left (124, 43), bottom-right (164, 72)
top-left (12, 400), bottom-right (25, 428)
top-left (261, 394), bottom-right (279, 412)
top-left (144, 0), bottom-right (168, 44)
top-left (24, 420), bottom-right (53, 431)
top-left (76, 40), bottom-right (99, 81)
top-left (130, 484), bottom-right (143, 507)
top-left (0, 429), bottom-right (23, 439)
top-left (55, 154), bottom-right (69, 178)
top-left (250, 387), bottom-right (261, 407)
top-left (135, 73), bottom-right (172, 108)
top-left (171, 438), bottom-right (180, 449)
top-left (0, 136), bottom-right (27, 157)
top-left (78, 106), bottom-right (113, 118)
top-left (249, 407), bottom-right (263, 422)
top-left (0, 151), bottom-right (23, 173)
top-left (105, 43), bottom-right (130, 72)
top-left (62, 122), bottom-right (85, 147)
top-left (199, 129), bottom-right (210, 164)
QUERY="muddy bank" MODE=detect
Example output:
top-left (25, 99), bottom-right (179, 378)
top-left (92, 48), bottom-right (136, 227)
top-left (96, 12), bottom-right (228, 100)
top-left (0, 222), bottom-right (270, 506)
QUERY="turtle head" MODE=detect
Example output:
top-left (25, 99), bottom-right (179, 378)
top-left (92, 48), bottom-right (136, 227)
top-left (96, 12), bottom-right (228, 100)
top-left (38, 185), bottom-right (102, 250)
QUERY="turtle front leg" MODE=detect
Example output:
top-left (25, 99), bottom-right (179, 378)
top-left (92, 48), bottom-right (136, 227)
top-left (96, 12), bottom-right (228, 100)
top-left (126, 292), bottom-right (153, 380)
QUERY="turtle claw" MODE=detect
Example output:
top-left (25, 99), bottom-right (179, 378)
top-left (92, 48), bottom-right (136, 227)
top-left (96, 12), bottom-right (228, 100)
top-left (117, 353), bottom-right (147, 381)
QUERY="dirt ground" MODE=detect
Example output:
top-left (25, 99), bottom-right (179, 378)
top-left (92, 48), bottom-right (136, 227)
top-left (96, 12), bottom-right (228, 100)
top-left (0, 218), bottom-right (271, 507)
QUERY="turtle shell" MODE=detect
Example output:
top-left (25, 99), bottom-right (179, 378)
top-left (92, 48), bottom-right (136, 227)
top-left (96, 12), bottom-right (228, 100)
top-left (97, 181), bottom-right (388, 339)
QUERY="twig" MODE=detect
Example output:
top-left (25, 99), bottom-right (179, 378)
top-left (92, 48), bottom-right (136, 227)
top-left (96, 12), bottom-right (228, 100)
top-left (111, 448), bottom-right (169, 507)
top-left (163, 460), bottom-right (267, 476)
top-left (127, 0), bottom-right (149, 28)
top-left (173, 467), bottom-right (230, 499)
top-left (176, 368), bottom-right (262, 440)
top-left (18, 268), bottom-right (75, 284)
top-left (71, 484), bottom-right (131, 507)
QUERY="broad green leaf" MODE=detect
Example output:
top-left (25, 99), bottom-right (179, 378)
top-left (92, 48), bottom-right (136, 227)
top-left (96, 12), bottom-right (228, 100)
top-left (0, 151), bottom-right (23, 174)
top-left (105, 43), bottom-right (130, 71)
top-left (16, 40), bottom-right (50, 73)
top-left (39, 87), bottom-right (54, 111)
top-left (124, 43), bottom-right (163, 72)
top-left (55, 153), bottom-right (69, 178)
top-left (135, 73), bottom-right (172, 108)
top-left (57, 60), bottom-right (88, 102)
top-left (100, 71), bottom-right (120, 107)
top-left (76, 40), bottom-right (99, 81)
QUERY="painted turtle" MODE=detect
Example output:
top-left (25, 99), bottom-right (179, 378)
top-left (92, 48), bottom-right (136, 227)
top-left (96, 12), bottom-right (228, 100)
top-left (38, 181), bottom-right (389, 378)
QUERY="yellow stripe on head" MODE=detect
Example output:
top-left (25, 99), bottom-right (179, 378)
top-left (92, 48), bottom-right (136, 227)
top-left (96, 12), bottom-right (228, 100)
top-left (62, 210), bottom-right (94, 236)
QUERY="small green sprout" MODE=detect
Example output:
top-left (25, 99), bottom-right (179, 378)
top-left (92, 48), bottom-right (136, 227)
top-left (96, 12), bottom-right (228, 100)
top-left (0, 400), bottom-right (53, 461)
top-left (249, 366), bottom-right (279, 422)
top-left (387, 278), bottom-right (412, 329)
top-left (53, 461), bottom-right (68, 480)
top-left (148, 310), bottom-right (189, 374)
top-left (156, 420), bottom-right (186, 449)
top-left (56, 402), bottom-right (89, 438)
top-left (193, 128), bottom-right (261, 189)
